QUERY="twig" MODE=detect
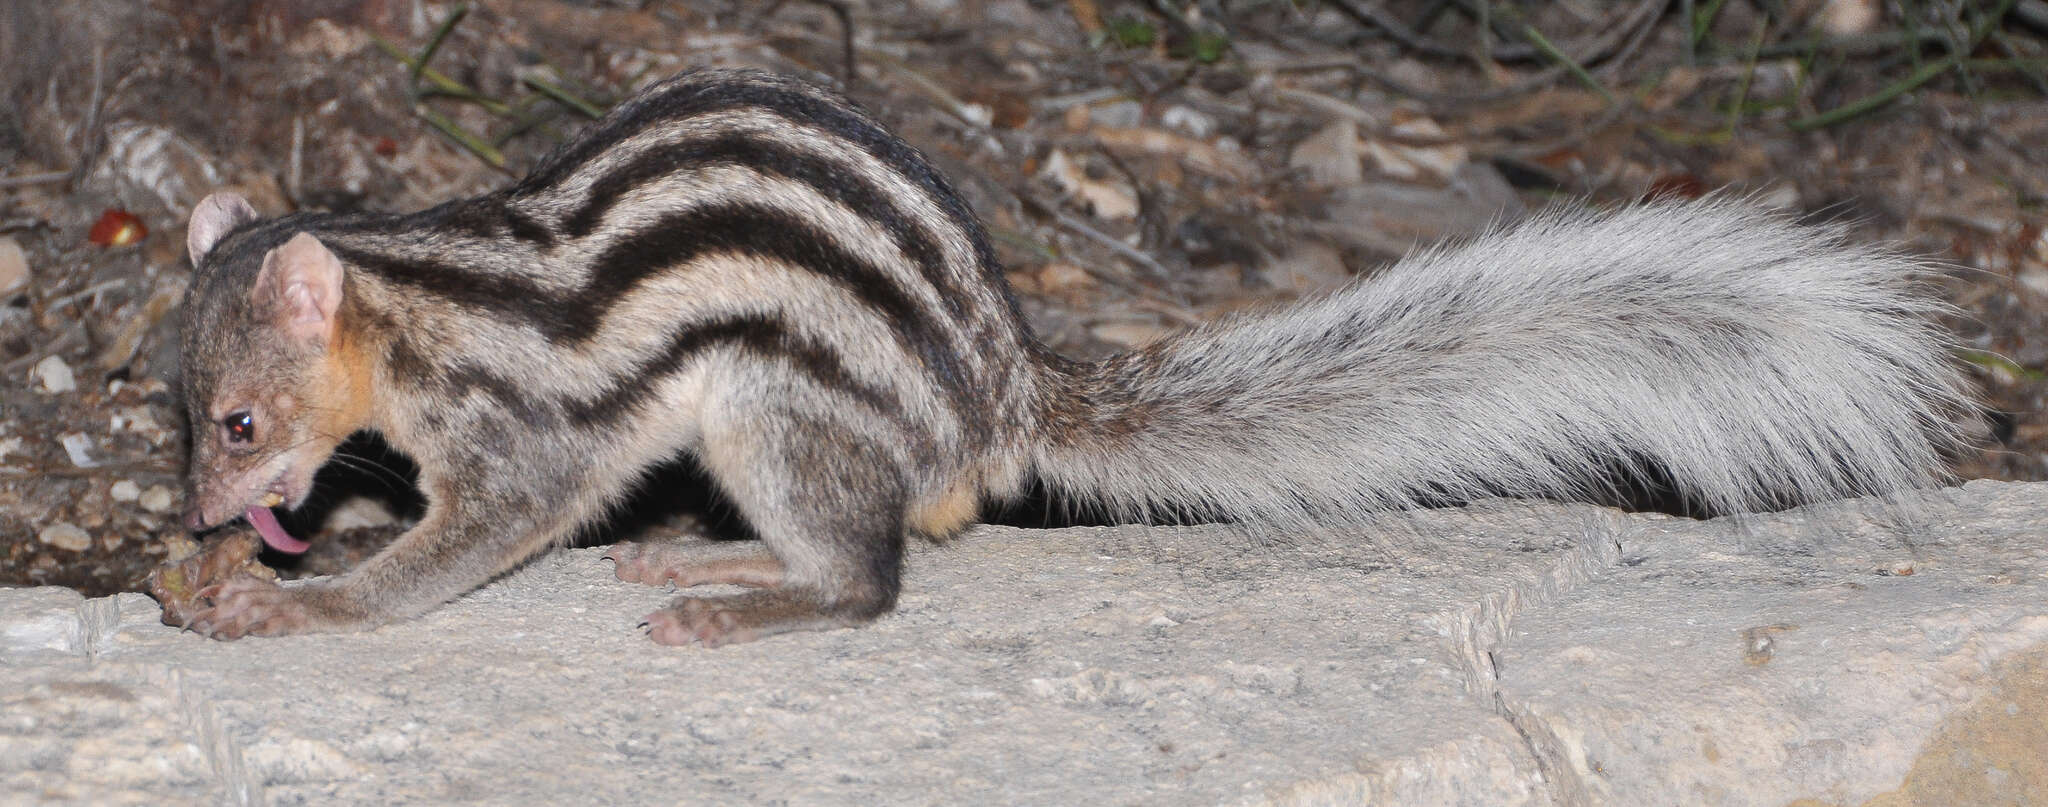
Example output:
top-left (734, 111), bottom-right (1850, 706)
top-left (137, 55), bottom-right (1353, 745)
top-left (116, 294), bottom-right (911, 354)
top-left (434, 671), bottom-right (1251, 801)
top-left (759, 0), bottom-right (857, 82)
top-left (1272, 86), bottom-right (1383, 128)
top-left (986, 226), bottom-right (1060, 262)
top-left (1323, 0), bottom-right (1525, 60)
top-left (863, 50), bottom-right (993, 130)
top-left (1788, 58), bottom-right (1956, 131)
top-left (1755, 29), bottom-right (1968, 60)
top-left (1591, 0), bottom-right (1669, 79)
top-left (1690, 0), bottom-right (1730, 56)
top-left (68, 45), bottom-right (106, 189)
top-left (416, 107), bottom-right (509, 169)
top-left (1959, 349), bottom-right (2048, 383)
top-left (1097, 148), bottom-right (1180, 296)
top-left (0, 462), bottom-right (182, 478)
top-left (287, 116), bottom-right (305, 204)
top-left (1988, 31), bottom-right (2048, 95)
top-left (492, 100), bottom-right (567, 147)
top-left (1649, 25), bottom-right (1764, 147)
top-left (1492, 97), bottom-right (1635, 161)
top-left (413, 5), bottom-right (470, 88)
top-left (1680, 0), bottom-right (1696, 64)
top-left (48, 279), bottom-right (128, 311)
top-left (1787, 0), bottom-right (2017, 131)
top-left (0, 172), bottom-right (70, 189)
top-left (1519, 24), bottom-right (1617, 107)
top-left (4, 329), bottom-right (84, 375)
top-left (1300, 0), bottom-right (1662, 110)
top-left (370, 35), bottom-right (512, 116)
top-left (521, 75), bottom-right (607, 119)
top-left (1033, 87), bottom-right (1128, 114)
top-left (813, 0), bottom-right (858, 83)
top-left (1021, 192), bottom-right (1176, 296)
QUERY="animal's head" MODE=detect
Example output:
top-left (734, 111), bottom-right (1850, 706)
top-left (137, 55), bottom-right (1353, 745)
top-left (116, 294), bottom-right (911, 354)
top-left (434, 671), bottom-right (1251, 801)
top-left (179, 192), bottom-right (367, 545)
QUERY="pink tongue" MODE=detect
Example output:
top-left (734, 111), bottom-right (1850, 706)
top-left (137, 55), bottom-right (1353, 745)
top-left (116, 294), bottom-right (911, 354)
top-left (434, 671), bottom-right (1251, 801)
top-left (245, 505), bottom-right (311, 554)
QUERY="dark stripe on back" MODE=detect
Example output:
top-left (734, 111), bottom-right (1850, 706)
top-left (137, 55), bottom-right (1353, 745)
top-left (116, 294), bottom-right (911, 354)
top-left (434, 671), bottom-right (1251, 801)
top-left (519, 70), bottom-right (1002, 285)
top-left (434, 195), bottom-right (558, 248)
top-left (335, 203), bottom-right (978, 434)
top-left (581, 202), bottom-right (975, 422)
top-left (328, 244), bottom-right (579, 338)
top-left (560, 130), bottom-right (968, 322)
top-left (387, 336), bottom-right (560, 428)
top-left (502, 207), bottom-right (556, 246)
top-left (562, 313), bottom-right (928, 456)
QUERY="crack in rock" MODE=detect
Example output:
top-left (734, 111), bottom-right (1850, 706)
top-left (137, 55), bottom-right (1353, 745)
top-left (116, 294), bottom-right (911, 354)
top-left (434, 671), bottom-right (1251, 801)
top-left (1426, 507), bottom-right (1633, 807)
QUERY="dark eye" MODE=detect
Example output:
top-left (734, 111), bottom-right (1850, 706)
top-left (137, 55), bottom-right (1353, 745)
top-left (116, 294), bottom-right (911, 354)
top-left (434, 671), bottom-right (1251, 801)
top-left (223, 411), bottom-right (254, 443)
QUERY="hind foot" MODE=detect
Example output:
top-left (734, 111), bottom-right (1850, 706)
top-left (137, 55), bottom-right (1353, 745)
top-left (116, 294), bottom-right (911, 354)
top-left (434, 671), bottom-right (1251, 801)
top-left (642, 589), bottom-right (870, 647)
top-left (602, 539), bottom-right (785, 588)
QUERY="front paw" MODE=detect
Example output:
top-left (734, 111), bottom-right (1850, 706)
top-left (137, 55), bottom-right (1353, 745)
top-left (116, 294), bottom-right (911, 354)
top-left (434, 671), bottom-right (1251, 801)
top-left (185, 574), bottom-right (318, 640)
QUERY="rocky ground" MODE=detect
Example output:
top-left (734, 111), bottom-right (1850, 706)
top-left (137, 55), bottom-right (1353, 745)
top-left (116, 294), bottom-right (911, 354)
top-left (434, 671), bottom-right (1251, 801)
top-left (6, 483), bottom-right (2045, 805)
top-left (4, 0), bottom-right (2047, 596)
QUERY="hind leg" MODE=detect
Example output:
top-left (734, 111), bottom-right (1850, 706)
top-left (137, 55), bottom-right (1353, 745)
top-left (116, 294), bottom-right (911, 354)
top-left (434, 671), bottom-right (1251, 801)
top-left (605, 539), bottom-right (785, 588)
top-left (638, 408), bottom-right (908, 647)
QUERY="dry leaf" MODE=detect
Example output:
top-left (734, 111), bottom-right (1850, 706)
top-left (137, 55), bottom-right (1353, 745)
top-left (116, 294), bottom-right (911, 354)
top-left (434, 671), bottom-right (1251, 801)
top-left (1365, 113), bottom-right (1467, 181)
top-left (1037, 150), bottom-right (1138, 221)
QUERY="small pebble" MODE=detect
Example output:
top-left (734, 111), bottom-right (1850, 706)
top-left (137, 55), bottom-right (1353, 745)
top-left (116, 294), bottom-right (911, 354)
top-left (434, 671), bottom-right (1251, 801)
top-left (140, 485), bottom-right (176, 514)
top-left (1160, 105), bottom-right (1215, 138)
top-left (0, 236), bottom-right (26, 295)
top-left (60, 433), bottom-right (96, 467)
top-left (34, 355), bottom-right (76, 394)
top-left (110, 480), bottom-right (141, 502)
top-left (1289, 119), bottom-right (1362, 186)
top-left (1091, 99), bottom-right (1144, 129)
top-left (38, 523), bottom-right (92, 552)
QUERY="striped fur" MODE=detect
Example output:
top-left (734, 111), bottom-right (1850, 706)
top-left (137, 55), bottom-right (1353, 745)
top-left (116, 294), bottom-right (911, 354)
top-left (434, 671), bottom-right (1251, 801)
top-left (175, 69), bottom-right (1974, 644)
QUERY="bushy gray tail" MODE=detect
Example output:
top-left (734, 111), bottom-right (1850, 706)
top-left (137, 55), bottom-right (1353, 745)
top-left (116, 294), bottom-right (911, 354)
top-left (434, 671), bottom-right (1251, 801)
top-left (1031, 198), bottom-right (1975, 527)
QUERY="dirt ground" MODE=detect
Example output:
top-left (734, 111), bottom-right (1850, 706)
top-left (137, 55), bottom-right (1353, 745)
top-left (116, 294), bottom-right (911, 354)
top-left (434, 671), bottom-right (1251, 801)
top-left (4, 0), bottom-right (2045, 596)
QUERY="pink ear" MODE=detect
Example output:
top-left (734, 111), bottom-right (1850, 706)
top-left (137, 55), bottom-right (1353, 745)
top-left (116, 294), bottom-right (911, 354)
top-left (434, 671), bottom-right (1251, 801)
top-left (254, 232), bottom-right (345, 346)
top-left (187, 192), bottom-right (260, 266)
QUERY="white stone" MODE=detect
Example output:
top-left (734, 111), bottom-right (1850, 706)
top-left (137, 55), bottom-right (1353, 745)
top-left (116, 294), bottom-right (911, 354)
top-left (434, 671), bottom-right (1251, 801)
top-left (139, 485), bottom-right (175, 514)
top-left (37, 522), bottom-right (91, 552)
top-left (34, 354), bottom-right (76, 394)
top-left (0, 235), bottom-right (27, 295)
top-left (1160, 105), bottom-right (1215, 138)
top-left (1090, 99), bottom-right (1144, 129)
top-left (60, 432), bottom-right (96, 467)
top-left (110, 480), bottom-right (141, 502)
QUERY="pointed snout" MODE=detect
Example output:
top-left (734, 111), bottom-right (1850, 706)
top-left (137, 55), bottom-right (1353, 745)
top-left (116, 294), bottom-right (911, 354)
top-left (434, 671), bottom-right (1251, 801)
top-left (183, 505), bottom-right (211, 532)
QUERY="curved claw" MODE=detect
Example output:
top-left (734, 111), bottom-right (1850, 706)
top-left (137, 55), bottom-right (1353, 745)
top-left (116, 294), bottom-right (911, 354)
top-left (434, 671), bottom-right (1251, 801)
top-left (181, 574), bottom-right (309, 641)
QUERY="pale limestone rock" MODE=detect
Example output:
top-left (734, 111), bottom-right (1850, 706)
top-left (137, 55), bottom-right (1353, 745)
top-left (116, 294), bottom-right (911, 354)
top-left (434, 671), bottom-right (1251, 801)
top-left (37, 522), bottom-right (91, 552)
top-left (138, 485), bottom-right (175, 514)
top-left (34, 354), bottom-right (75, 394)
